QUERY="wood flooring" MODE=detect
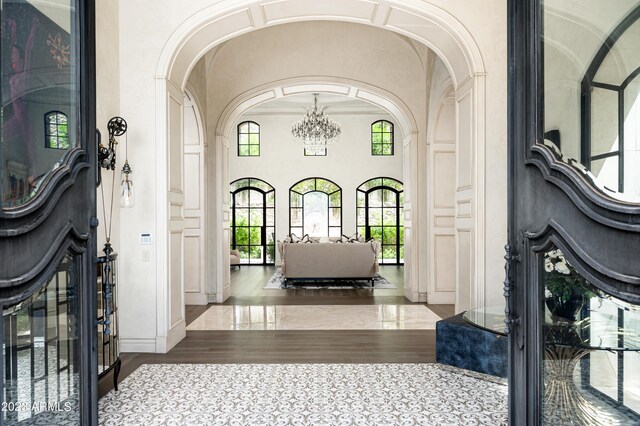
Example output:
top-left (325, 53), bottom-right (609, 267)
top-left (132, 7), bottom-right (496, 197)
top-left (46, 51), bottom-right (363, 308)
top-left (102, 265), bottom-right (455, 398)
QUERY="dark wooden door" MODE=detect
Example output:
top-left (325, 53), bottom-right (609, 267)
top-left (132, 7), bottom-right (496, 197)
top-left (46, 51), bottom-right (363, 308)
top-left (0, 1), bottom-right (97, 424)
top-left (508, 1), bottom-right (640, 424)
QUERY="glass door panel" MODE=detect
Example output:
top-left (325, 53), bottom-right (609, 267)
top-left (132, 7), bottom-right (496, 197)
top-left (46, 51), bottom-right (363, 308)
top-left (230, 179), bottom-right (275, 265)
top-left (1, 0), bottom-right (78, 208)
top-left (542, 247), bottom-right (640, 425)
top-left (3, 253), bottom-right (80, 425)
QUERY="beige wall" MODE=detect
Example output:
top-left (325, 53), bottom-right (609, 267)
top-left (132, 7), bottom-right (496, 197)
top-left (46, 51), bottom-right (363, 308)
top-left (96, 1), bottom-right (120, 252)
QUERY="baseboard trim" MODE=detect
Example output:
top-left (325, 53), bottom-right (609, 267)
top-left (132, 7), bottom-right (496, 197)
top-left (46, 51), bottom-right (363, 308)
top-left (185, 292), bottom-right (208, 305)
top-left (120, 338), bottom-right (157, 353)
top-left (156, 319), bottom-right (186, 353)
top-left (428, 292), bottom-right (456, 304)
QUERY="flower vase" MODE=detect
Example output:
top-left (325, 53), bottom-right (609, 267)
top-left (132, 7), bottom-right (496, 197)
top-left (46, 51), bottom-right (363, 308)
top-left (545, 293), bottom-right (585, 323)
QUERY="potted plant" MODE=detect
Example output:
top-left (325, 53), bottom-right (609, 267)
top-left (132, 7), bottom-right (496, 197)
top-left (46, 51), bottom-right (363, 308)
top-left (544, 249), bottom-right (601, 323)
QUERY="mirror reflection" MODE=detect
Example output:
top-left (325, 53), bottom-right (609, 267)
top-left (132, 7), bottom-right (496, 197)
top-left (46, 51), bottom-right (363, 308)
top-left (544, 2), bottom-right (640, 203)
top-left (1, 0), bottom-right (77, 209)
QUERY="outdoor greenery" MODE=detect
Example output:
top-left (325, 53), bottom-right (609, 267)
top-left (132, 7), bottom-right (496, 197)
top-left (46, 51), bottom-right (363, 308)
top-left (371, 120), bottom-right (393, 155)
top-left (46, 112), bottom-right (70, 149)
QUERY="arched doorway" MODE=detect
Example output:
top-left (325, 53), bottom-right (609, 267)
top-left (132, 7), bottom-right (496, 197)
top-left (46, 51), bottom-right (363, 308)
top-left (118, 0), bottom-right (500, 353)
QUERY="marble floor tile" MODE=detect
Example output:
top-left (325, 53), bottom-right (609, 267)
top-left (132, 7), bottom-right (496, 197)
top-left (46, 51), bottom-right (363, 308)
top-left (186, 304), bottom-right (442, 331)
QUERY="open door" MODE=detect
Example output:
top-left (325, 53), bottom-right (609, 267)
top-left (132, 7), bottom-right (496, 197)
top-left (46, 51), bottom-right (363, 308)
top-left (0, 1), bottom-right (97, 424)
top-left (508, 1), bottom-right (640, 424)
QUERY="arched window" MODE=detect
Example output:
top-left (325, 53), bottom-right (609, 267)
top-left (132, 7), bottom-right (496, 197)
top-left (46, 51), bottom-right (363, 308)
top-left (237, 121), bottom-right (260, 156)
top-left (289, 178), bottom-right (341, 237)
top-left (230, 178), bottom-right (275, 264)
top-left (581, 7), bottom-right (640, 194)
top-left (357, 177), bottom-right (404, 264)
top-left (371, 120), bottom-right (394, 156)
top-left (45, 111), bottom-right (70, 149)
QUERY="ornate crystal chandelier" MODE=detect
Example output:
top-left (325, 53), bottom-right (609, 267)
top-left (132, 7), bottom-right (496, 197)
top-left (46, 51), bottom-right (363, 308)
top-left (291, 93), bottom-right (341, 154)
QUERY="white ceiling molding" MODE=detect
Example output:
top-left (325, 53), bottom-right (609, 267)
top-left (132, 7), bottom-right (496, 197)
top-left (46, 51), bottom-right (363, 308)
top-left (155, 0), bottom-right (486, 91)
top-left (216, 77), bottom-right (416, 141)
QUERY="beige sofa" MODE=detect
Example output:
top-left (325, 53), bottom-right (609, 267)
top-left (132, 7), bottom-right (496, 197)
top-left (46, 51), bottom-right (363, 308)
top-left (278, 241), bottom-right (380, 285)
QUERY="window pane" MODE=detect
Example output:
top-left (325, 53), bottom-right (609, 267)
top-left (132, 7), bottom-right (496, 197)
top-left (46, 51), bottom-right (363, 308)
top-left (383, 144), bottom-right (393, 155)
top-left (239, 146), bottom-right (250, 156)
top-left (383, 227), bottom-right (397, 244)
top-left (239, 122), bottom-right (249, 133)
top-left (357, 207), bottom-right (366, 225)
top-left (372, 121), bottom-right (383, 132)
top-left (249, 145), bottom-right (260, 156)
top-left (329, 227), bottom-right (341, 237)
top-left (239, 134), bottom-right (249, 145)
top-left (237, 246), bottom-right (249, 259)
top-left (291, 208), bottom-right (302, 226)
top-left (329, 208), bottom-right (341, 226)
top-left (249, 122), bottom-right (259, 133)
top-left (249, 209), bottom-right (263, 226)
top-left (368, 208), bottom-right (382, 226)
top-left (235, 228), bottom-right (249, 245)
top-left (329, 191), bottom-right (341, 207)
top-left (249, 189), bottom-right (263, 206)
top-left (236, 208), bottom-right (249, 225)
top-left (266, 208), bottom-right (275, 226)
top-left (290, 192), bottom-right (302, 208)
top-left (382, 133), bottom-right (392, 144)
top-left (382, 245), bottom-right (397, 261)
top-left (370, 226), bottom-right (382, 241)
top-left (591, 157), bottom-right (619, 192)
top-left (234, 191), bottom-right (249, 207)
top-left (590, 87), bottom-right (619, 157)
top-left (368, 190), bottom-right (382, 207)
top-left (303, 192), bottom-right (329, 236)
top-left (266, 191), bottom-right (275, 207)
top-left (249, 227), bottom-right (262, 245)
top-left (249, 134), bottom-right (259, 145)
top-left (357, 192), bottom-right (365, 207)
top-left (372, 144), bottom-right (383, 155)
top-left (383, 121), bottom-right (393, 132)
top-left (383, 208), bottom-right (397, 226)
top-left (372, 133), bottom-right (383, 144)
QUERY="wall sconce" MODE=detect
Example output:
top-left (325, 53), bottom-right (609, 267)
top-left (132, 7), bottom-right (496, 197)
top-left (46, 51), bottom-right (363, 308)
top-left (120, 133), bottom-right (134, 208)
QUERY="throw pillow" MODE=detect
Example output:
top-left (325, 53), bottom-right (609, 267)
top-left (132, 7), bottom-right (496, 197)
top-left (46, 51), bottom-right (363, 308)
top-left (290, 233), bottom-right (302, 243)
top-left (301, 234), bottom-right (311, 243)
top-left (319, 236), bottom-right (330, 244)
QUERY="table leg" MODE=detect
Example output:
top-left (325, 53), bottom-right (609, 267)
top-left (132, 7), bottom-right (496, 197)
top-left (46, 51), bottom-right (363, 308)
top-left (544, 346), bottom-right (619, 425)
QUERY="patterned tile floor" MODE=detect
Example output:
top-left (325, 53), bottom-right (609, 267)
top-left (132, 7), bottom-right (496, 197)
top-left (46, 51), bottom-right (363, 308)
top-left (99, 363), bottom-right (508, 425)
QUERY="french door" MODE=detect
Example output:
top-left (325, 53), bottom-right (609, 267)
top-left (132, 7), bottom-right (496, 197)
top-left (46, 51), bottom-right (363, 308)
top-left (356, 178), bottom-right (404, 264)
top-left (0, 1), bottom-right (97, 424)
top-left (509, 1), bottom-right (640, 424)
top-left (230, 178), bottom-right (275, 265)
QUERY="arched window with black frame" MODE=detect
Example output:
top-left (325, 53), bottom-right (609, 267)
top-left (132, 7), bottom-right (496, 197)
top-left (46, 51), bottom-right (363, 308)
top-left (581, 7), bottom-right (640, 196)
top-left (237, 121), bottom-right (260, 156)
top-left (230, 178), bottom-right (275, 264)
top-left (45, 111), bottom-right (70, 149)
top-left (357, 177), bottom-right (404, 264)
top-left (289, 178), bottom-right (342, 237)
top-left (371, 120), bottom-right (394, 156)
